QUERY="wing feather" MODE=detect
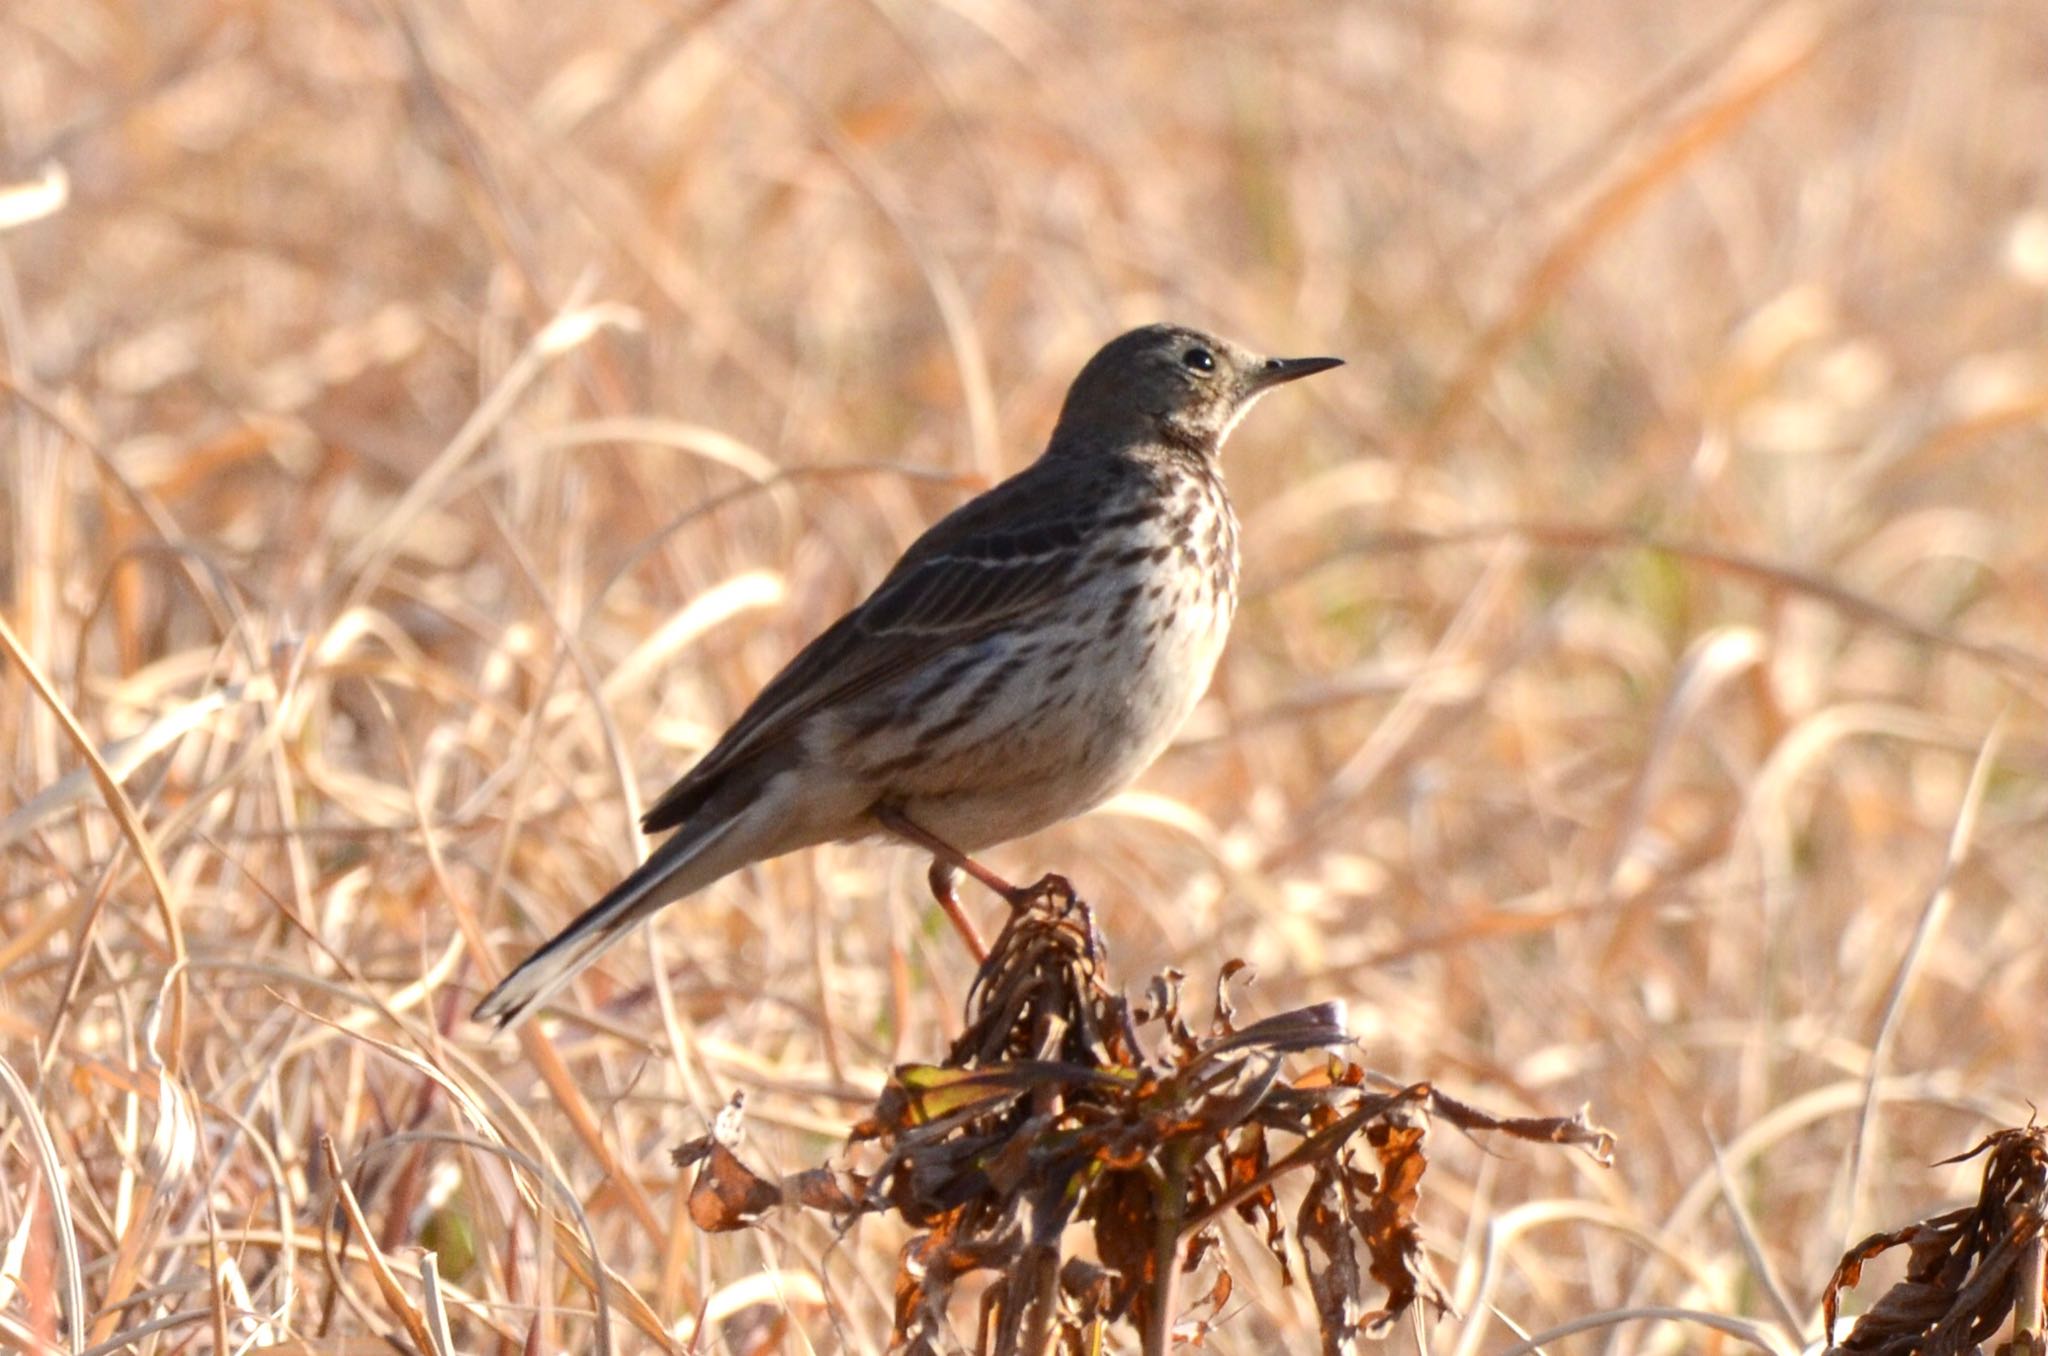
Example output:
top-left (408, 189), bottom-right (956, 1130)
top-left (641, 460), bottom-right (1119, 833)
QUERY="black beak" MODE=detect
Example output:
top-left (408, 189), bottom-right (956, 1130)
top-left (1254, 354), bottom-right (1345, 389)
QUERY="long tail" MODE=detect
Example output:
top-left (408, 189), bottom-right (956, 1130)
top-left (472, 812), bottom-right (743, 1031)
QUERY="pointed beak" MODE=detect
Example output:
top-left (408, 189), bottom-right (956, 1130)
top-left (1252, 354), bottom-right (1345, 390)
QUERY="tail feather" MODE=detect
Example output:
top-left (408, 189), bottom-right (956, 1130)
top-left (473, 813), bottom-right (741, 1031)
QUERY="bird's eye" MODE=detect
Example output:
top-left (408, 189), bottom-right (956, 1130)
top-left (1181, 347), bottom-right (1215, 373)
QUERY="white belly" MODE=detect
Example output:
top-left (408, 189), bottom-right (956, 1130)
top-left (882, 568), bottom-right (1234, 851)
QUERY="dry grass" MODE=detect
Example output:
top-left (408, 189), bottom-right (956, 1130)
top-left (2, 1), bottom-right (2045, 1351)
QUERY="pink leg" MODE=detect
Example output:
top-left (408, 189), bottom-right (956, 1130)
top-left (873, 806), bottom-right (1069, 946)
top-left (924, 859), bottom-right (988, 963)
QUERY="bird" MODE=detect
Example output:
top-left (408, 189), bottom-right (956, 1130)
top-left (474, 323), bottom-right (1341, 1030)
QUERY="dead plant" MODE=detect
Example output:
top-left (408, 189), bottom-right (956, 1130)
top-left (1824, 1124), bottom-right (2048, 1356)
top-left (675, 881), bottom-right (1614, 1354)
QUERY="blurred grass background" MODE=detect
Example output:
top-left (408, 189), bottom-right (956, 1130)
top-left (3, 0), bottom-right (2046, 1350)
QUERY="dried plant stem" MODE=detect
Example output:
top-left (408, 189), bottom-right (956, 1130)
top-left (2015, 1232), bottom-right (2047, 1355)
top-left (1020, 1247), bottom-right (1060, 1356)
top-left (1146, 1142), bottom-right (1195, 1356)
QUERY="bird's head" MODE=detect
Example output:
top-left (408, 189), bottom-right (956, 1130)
top-left (1051, 323), bottom-right (1341, 457)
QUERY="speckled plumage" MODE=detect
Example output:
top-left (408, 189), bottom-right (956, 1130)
top-left (476, 324), bottom-right (1340, 1030)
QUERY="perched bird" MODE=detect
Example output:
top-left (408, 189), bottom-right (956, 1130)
top-left (474, 323), bottom-right (1340, 1030)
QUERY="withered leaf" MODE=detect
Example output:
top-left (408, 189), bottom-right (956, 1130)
top-left (1825, 1125), bottom-right (2048, 1353)
top-left (1060, 1257), bottom-right (1114, 1315)
top-left (892, 1060), bottom-right (1133, 1128)
top-left (1299, 1161), bottom-right (1370, 1356)
top-left (1209, 1002), bottom-right (1351, 1057)
top-left (893, 1227), bottom-right (1023, 1351)
top-left (1355, 1117), bottom-right (1451, 1334)
top-left (1212, 957), bottom-right (1251, 1036)
top-left (1428, 1088), bottom-right (1617, 1166)
top-left (1090, 1167), bottom-right (1163, 1331)
top-left (894, 1063), bottom-right (1029, 1124)
top-left (786, 1168), bottom-right (864, 1215)
top-left (1207, 1267), bottom-right (1233, 1315)
top-left (1228, 1122), bottom-right (1290, 1278)
top-left (671, 1133), bottom-right (713, 1170)
top-left (688, 1143), bottom-right (780, 1232)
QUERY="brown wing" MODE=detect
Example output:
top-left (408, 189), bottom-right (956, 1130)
top-left (640, 458), bottom-right (1118, 834)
